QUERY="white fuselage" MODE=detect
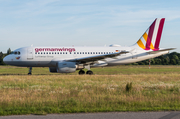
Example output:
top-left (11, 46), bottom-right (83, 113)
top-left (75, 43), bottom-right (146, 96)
top-left (3, 46), bottom-right (168, 68)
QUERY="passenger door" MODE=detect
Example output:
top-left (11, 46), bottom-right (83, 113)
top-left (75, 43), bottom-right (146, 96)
top-left (27, 48), bottom-right (33, 60)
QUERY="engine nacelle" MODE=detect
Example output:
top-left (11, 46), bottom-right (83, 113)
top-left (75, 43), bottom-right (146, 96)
top-left (57, 62), bottom-right (76, 73)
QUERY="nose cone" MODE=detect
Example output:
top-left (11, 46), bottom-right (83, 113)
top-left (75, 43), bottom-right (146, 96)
top-left (3, 56), bottom-right (9, 64)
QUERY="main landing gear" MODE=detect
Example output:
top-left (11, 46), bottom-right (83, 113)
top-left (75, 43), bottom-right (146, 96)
top-left (86, 70), bottom-right (93, 75)
top-left (28, 67), bottom-right (32, 75)
top-left (79, 70), bottom-right (85, 75)
top-left (79, 65), bottom-right (93, 75)
top-left (78, 70), bottom-right (93, 75)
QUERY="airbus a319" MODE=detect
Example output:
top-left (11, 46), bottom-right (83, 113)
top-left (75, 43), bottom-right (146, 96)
top-left (3, 18), bottom-right (175, 75)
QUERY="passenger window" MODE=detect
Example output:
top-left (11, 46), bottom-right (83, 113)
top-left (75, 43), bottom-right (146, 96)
top-left (63, 52), bottom-right (64, 54)
top-left (57, 52), bottom-right (59, 54)
top-left (66, 52), bottom-right (67, 54)
top-left (85, 52), bottom-right (87, 54)
top-left (60, 52), bottom-right (62, 54)
top-left (88, 52), bottom-right (89, 54)
top-left (38, 52), bottom-right (40, 54)
top-left (49, 52), bottom-right (51, 54)
top-left (46, 52), bottom-right (48, 54)
top-left (44, 52), bottom-right (45, 54)
top-left (74, 52), bottom-right (76, 54)
top-left (41, 52), bottom-right (43, 54)
top-left (80, 52), bottom-right (81, 54)
top-left (55, 52), bottom-right (56, 54)
top-left (18, 51), bottom-right (20, 55)
top-left (35, 52), bottom-right (37, 54)
top-left (70, 52), bottom-right (71, 54)
top-left (93, 52), bottom-right (95, 54)
top-left (77, 52), bottom-right (79, 54)
top-left (91, 52), bottom-right (92, 54)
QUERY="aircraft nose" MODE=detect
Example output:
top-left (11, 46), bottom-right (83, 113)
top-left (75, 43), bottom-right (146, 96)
top-left (3, 56), bottom-right (9, 64)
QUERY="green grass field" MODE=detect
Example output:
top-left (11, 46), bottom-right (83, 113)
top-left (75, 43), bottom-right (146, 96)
top-left (0, 65), bottom-right (180, 115)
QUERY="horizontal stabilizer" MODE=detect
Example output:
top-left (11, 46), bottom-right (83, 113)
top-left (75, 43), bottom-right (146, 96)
top-left (148, 48), bottom-right (176, 54)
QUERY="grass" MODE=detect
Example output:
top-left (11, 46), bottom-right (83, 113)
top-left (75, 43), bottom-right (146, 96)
top-left (0, 65), bottom-right (180, 115)
top-left (0, 65), bottom-right (180, 75)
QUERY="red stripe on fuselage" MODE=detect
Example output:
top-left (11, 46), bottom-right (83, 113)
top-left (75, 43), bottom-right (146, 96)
top-left (154, 18), bottom-right (165, 50)
top-left (145, 19), bottom-right (156, 50)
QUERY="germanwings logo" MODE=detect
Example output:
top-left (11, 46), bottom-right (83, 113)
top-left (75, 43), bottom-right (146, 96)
top-left (35, 48), bottom-right (76, 52)
top-left (137, 18), bottom-right (165, 51)
top-left (16, 57), bottom-right (20, 59)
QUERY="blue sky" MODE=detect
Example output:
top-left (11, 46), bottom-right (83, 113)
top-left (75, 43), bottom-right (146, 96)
top-left (0, 0), bottom-right (180, 53)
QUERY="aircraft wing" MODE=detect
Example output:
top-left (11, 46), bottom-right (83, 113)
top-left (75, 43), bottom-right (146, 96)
top-left (67, 51), bottom-right (129, 63)
top-left (148, 48), bottom-right (176, 54)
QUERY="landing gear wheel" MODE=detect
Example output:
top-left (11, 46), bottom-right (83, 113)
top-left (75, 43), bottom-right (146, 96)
top-left (28, 73), bottom-right (32, 75)
top-left (28, 67), bottom-right (32, 75)
top-left (79, 70), bottom-right (85, 75)
top-left (86, 70), bottom-right (93, 75)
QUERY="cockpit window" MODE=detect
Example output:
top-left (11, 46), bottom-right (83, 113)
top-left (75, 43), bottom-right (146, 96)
top-left (10, 51), bottom-right (21, 55)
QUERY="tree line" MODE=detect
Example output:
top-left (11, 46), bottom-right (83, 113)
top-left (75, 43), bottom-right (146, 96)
top-left (0, 48), bottom-right (180, 65)
top-left (0, 48), bottom-right (11, 65)
top-left (133, 52), bottom-right (180, 65)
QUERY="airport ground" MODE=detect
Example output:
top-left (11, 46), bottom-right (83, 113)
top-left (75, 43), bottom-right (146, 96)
top-left (1, 111), bottom-right (180, 119)
top-left (0, 65), bottom-right (180, 116)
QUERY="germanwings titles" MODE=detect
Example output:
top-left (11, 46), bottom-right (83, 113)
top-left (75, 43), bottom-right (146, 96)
top-left (35, 48), bottom-right (76, 52)
top-left (3, 18), bottom-right (175, 75)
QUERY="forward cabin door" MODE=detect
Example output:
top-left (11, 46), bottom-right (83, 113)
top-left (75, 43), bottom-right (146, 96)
top-left (27, 48), bottom-right (33, 60)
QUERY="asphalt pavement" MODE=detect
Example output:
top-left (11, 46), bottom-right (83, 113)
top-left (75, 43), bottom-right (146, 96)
top-left (0, 111), bottom-right (180, 119)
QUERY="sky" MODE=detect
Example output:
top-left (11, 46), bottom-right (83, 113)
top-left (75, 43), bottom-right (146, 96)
top-left (0, 0), bottom-right (180, 53)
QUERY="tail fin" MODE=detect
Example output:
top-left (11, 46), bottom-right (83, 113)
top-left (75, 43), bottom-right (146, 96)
top-left (136, 18), bottom-right (165, 51)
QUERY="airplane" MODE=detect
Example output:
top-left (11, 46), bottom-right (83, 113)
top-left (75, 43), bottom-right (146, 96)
top-left (3, 18), bottom-right (175, 75)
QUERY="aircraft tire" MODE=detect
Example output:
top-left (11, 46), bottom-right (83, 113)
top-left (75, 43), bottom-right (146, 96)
top-left (79, 70), bottom-right (85, 75)
top-left (28, 73), bottom-right (32, 75)
top-left (86, 70), bottom-right (93, 75)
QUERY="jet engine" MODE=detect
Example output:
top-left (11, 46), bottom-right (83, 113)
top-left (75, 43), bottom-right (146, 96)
top-left (49, 62), bottom-right (77, 73)
top-left (57, 62), bottom-right (76, 73)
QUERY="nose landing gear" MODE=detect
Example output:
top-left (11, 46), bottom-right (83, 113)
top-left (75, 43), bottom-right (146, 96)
top-left (28, 67), bottom-right (32, 75)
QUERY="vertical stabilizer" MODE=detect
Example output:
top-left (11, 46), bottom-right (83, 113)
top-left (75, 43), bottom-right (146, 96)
top-left (136, 18), bottom-right (165, 51)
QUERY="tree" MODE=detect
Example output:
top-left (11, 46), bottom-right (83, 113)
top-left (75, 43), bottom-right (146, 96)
top-left (171, 59), bottom-right (176, 65)
top-left (7, 48), bottom-right (12, 55)
top-left (0, 52), bottom-right (5, 65)
top-left (163, 58), bottom-right (169, 65)
top-left (150, 59), bottom-right (155, 65)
